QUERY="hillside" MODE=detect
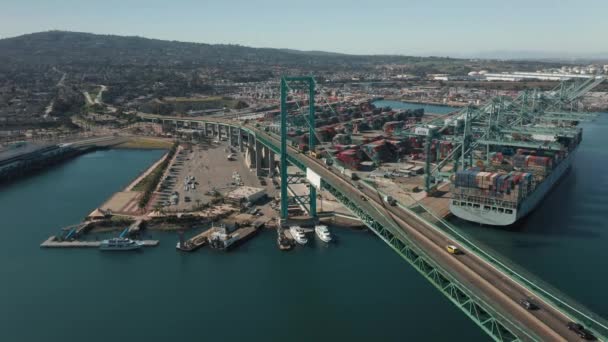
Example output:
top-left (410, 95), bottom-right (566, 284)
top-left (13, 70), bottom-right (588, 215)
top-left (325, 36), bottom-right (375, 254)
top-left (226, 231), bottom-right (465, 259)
top-left (0, 31), bottom-right (449, 68)
top-left (0, 31), bottom-right (561, 129)
top-left (0, 31), bottom-right (561, 76)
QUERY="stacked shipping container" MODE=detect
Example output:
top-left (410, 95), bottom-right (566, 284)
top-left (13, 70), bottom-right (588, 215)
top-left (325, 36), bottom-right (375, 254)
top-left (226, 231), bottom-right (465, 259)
top-left (453, 169), bottom-right (535, 204)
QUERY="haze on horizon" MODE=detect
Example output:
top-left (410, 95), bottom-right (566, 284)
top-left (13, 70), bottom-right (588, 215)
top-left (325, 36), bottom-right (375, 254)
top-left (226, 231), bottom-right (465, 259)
top-left (2, 0), bottom-right (607, 59)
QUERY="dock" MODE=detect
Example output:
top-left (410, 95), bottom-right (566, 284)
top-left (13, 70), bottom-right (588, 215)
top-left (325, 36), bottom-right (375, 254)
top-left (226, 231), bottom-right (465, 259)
top-left (231, 226), bottom-right (259, 246)
top-left (128, 219), bottom-right (144, 235)
top-left (176, 227), bottom-right (216, 252)
top-left (75, 221), bottom-right (94, 236)
top-left (40, 236), bottom-right (159, 248)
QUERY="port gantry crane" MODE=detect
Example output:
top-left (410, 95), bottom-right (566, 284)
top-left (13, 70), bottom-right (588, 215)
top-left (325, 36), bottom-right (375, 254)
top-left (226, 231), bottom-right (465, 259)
top-left (406, 75), bottom-right (606, 192)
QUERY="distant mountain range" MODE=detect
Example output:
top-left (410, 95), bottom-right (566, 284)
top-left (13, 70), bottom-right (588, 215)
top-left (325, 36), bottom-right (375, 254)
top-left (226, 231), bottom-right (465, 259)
top-left (0, 30), bottom-right (457, 70)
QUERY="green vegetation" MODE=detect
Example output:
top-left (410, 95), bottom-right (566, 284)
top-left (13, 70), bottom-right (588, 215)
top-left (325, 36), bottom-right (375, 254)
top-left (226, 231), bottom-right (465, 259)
top-left (110, 216), bottom-right (135, 225)
top-left (136, 142), bottom-right (179, 209)
top-left (139, 96), bottom-right (248, 115)
top-left (116, 137), bottom-right (174, 149)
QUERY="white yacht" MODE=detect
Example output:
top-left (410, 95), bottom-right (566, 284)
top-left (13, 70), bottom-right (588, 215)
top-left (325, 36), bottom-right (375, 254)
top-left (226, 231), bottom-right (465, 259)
top-left (315, 225), bottom-right (332, 243)
top-left (99, 237), bottom-right (144, 251)
top-left (289, 226), bottom-right (308, 245)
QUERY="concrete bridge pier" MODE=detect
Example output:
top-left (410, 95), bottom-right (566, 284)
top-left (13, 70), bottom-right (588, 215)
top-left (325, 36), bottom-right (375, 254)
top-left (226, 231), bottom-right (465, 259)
top-left (238, 129), bottom-right (243, 151)
top-left (268, 150), bottom-right (276, 176)
top-left (255, 140), bottom-right (263, 177)
top-left (245, 133), bottom-right (256, 170)
top-left (198, 122), bottom-right (207, 137)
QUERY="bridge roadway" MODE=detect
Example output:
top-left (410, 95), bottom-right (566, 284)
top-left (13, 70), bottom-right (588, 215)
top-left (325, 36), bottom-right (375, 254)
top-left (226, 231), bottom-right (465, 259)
top-left (140, 113), bottom-right (595, 341)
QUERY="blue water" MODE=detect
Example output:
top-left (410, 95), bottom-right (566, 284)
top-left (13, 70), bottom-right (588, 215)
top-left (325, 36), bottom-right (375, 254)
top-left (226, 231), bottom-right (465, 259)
top-left (373, 100), bottom-right (458, 115)
top-left (0, 149), bottom-right (486, 341)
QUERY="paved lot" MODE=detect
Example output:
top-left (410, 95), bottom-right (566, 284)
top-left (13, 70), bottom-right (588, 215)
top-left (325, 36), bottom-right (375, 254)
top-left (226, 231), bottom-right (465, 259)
top-left (155, 141), bottom-right (277, 213)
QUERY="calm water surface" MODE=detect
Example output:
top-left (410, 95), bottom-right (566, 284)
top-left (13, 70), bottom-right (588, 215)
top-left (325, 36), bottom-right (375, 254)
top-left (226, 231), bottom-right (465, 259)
top-left (373, 99), bottom-right (458, 114)
top-left (0, 149), bottom-right (484, 341)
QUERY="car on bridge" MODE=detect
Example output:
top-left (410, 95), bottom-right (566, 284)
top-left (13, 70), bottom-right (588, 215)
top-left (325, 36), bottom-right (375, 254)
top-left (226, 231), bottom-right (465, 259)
top-left (446, 245), bottom-right (461, 255)
top-left (519, 299), bottom-right (539, 310)
top-left (567, 322), bottom-right (596, 340)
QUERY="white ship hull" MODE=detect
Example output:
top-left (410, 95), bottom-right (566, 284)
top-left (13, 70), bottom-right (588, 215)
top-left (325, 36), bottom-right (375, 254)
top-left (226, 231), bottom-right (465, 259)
top-left (450, 149), bottom-right (576, 226)
top-left (289, 227), bottom-right (308, 245)
top-left (315, 225), bottom-right (332, 243)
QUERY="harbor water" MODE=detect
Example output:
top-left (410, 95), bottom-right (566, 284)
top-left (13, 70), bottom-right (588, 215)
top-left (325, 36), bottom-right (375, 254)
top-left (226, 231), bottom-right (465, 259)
top-left (2, 111), bottom-right (607, 341)
top-left (372, 99), bottom-right (457, 114)
top-left (0, 149), bottom-right (485, 341)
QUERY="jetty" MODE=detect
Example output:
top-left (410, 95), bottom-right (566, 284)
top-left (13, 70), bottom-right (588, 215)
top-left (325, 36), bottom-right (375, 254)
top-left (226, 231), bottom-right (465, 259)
top-left (40, 236), bottom-right (159, 248)
top-left (176, 227), bottom-right (217, 252)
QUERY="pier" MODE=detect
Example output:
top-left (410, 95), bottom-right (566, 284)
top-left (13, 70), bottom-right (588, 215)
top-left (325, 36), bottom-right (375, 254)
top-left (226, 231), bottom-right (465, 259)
top-left (40, 236), bottom-right (159, 248)
top-left (127, 219), bottom-right (144, 235)
top-left (176, 227), bottom-right (216, 251)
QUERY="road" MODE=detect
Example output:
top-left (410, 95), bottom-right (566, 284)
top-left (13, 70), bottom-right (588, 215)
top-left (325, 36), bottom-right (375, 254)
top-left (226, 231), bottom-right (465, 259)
top-left (138, 113), bottom-right (600, 341)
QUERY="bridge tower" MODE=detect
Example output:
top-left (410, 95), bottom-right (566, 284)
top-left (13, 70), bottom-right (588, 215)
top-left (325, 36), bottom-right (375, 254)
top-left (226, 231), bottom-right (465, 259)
top-left (279, 76), bottom-right (317, 223)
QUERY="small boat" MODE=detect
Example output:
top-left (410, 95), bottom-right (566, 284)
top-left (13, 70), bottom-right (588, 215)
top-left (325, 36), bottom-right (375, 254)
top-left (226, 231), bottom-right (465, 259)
top-left (289, 226), bottom-right (308, 245)
top-left (277, 228), bottom-right (294, 251)
top-left (99, 237), bottom-right (144, 251)
top-left (315, 225), bottom-right (332, 243)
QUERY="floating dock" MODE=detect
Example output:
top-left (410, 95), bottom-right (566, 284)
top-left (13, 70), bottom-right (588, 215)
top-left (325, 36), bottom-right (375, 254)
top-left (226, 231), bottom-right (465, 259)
top-left (40, 236), bottom-right (159, 248)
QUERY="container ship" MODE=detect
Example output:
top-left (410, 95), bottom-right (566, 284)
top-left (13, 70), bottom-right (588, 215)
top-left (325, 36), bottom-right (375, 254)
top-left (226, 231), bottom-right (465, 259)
top-left (449, 128), bottom-right (582, 226)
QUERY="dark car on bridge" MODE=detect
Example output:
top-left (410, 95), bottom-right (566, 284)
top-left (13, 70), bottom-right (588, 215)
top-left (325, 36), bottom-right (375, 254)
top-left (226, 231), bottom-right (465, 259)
top-left (567, 322), bottom-right (596, 340)
top-left (519, 299), bottom-right (538, 310)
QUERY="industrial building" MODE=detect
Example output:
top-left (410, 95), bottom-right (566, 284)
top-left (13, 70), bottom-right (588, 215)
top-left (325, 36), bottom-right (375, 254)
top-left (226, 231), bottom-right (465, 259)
top-left (225, 186), bottom-right (266, 204)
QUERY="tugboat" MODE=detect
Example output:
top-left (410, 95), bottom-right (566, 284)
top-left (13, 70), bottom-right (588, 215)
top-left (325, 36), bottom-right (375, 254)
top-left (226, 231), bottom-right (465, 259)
top-left (99, 237), bottom-right (144, 251)
top-left (277, 227), bottom-right (294, 251)
top-left (208, 226), bottom-right (239, 250)
top-left (315, 225), bottom-right (332, 243)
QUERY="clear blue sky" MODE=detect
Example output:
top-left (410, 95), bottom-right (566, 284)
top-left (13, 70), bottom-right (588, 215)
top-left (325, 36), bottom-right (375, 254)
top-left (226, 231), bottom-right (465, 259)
top-left (2, 0), bottom-right (607, 57)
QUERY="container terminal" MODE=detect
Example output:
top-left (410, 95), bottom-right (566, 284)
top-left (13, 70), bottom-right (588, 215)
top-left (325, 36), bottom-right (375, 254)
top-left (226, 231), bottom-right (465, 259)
top-left (37, 75), bottom-right (606, 255)
top-left (29, 74), bottom-right (608, 341)
top-left (206, 76), bottom-right (604, 227)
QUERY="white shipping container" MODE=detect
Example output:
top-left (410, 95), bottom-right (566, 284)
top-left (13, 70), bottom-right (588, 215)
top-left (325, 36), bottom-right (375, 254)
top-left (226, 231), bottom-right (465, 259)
top-left (414, 127), bottom-right (430, 136)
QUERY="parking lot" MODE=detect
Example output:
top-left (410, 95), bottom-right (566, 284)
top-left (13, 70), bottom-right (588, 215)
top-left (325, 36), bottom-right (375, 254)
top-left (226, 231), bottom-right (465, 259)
top-left (153, 141), bottom-right (278, 212)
